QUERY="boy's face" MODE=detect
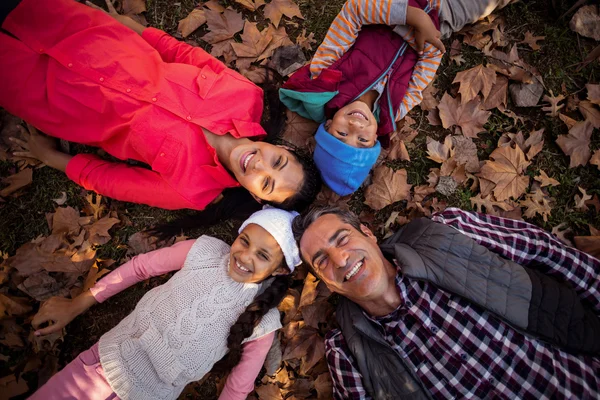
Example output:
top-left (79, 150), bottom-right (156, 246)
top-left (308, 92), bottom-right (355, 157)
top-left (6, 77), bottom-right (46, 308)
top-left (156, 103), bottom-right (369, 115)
top-left (325, 100), bottom-right (378, 148)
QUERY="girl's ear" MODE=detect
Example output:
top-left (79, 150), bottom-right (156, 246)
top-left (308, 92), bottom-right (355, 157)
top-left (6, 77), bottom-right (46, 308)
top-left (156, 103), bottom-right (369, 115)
top-left (271, 265), bottom-right (290, 276)
top-left (324, 119), bottom-right (333, 130)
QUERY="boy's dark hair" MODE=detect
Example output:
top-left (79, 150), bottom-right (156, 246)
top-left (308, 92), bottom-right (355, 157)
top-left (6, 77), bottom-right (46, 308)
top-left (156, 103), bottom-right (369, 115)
top-left (210, 272), bottom-right (291, 375)
top-left (292, 205), bottom-right (363, 242)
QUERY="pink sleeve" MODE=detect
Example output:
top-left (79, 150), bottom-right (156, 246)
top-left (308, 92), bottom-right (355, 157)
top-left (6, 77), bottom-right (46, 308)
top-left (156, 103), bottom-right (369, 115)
top-left (66, 154), bottom-right (202, 210)
top-left (89, 239), bottom-right (196, 303)
top-left (218, 332), bottom-right (276, 400)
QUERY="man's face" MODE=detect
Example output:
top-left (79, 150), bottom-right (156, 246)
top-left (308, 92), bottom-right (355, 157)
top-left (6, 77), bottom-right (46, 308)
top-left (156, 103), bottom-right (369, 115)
top-left (299, 214), bottom-right (389, 300)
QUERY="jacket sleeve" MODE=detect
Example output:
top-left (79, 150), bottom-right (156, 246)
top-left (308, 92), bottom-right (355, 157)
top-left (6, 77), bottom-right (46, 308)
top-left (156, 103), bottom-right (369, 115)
top-left (432, 208), bottom-right (600, 313)
top-left (66, 154), bottom-right (203, 210)
top-left (310, 0), bottom-right (409, 78)
top-left (141, 27), bottom-right (225, 71)
top-left (218, 332), bottom-right (275, 400)
top-left (89, 240), bottom-right (196, 303)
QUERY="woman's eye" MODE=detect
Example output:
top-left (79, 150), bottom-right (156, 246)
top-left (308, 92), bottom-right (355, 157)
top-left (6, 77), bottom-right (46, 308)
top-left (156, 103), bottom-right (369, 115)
top-left (262, 178), bottom-right (269, 191)
top-left (274, 156), bottom-right (282, 168)
top-left (338, 131), bottom-right (347, 137)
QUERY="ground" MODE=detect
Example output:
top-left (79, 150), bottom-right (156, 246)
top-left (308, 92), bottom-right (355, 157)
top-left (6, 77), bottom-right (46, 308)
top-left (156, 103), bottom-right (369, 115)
top-left (0, 0), bottom-right (598, 399)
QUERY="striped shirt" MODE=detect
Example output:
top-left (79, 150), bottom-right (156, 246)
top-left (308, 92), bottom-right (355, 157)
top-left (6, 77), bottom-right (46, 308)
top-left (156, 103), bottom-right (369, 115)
top-left (309, 0), bottom-right (444, 121)
top-left (325, 208), bottom-right (600, 399)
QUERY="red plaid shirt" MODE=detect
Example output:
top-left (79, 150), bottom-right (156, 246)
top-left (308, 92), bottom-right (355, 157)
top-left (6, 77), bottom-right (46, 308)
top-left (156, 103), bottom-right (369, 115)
top-left (326, 208), bottom-right (600, 399)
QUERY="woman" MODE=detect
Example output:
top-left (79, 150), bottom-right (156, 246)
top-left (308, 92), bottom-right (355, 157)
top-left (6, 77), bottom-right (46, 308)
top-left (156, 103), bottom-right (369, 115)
top-left (0, 0), bottom-right (320, 211)
top-left (30, 207), bottom-right (302, 400)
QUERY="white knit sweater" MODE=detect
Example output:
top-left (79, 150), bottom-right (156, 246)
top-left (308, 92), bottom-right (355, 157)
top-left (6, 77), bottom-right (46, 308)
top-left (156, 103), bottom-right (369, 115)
top-left (98, 236), bottom-right (282, 400)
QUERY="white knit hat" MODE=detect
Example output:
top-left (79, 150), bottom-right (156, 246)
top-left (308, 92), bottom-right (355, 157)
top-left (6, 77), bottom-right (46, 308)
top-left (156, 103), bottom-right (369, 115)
top-left (238, 206), bottom-right (301, 272)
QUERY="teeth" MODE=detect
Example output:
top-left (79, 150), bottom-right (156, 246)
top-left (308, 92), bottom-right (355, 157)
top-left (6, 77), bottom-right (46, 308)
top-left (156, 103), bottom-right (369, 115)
top-left (345, 261), bottom-right (363, 280)
top-left (236, 261), bottom-right (250, 272)
top-left (243, 153), bottom-right (254, 171)
top-left (350, 112), bottom-right (366, 120)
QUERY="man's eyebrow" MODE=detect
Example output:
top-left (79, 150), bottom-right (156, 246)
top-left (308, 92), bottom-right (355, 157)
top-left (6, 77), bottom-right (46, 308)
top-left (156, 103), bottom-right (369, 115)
top-left (309, 229), bottom-right (349, 266)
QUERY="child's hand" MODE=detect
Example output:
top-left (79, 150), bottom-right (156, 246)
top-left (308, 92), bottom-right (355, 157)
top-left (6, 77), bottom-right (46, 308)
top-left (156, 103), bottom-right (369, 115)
top-left (406, 6), bottom-right (446, 54)
top-left (32, 291), bottom-right (98, 336)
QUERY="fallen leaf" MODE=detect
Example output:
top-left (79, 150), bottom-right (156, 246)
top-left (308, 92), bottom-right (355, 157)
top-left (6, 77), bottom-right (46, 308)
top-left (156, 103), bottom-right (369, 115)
top-left (558, 113), bottom-right (578, 129)
top-left (235, 0), bottom-right (266, 11)
top-left (483, 75), bottom-right (508, 110)
top-left (520, 190), bottom-right (552, 222)
top-left (574, 236), bottom-right (600, 258)
top-left (0, 294), bottom-right (32, 318)
top-left (590, 150), bottom-right (600, 170)
top-left (421, 83), bottom-right (439, 111)
top-left (314, 373), bottom-right (333, 400)
top-left (256, 382), bottom-right (283, 400)
top-left (204, 0), bottom-right (225, 12)
top-left (478, 145), bottom-right (530, 201)
top-left (127, 232), bottom-right (158, 256)
top-left (82, 263), bottom-right (111, 292)
top-left (296, 28), bottom-right (316, 51)
top-left (278, 288), bottom-right (300, 325)
top-left (551, 223), bottom-right (573, 246)
top-left (534, 170), bottom-right (559, 187)
top-left (574, 187), bottom-right (592, 211)
top-left (17, 271), bottom-right (72, 301)
top-left (364, 167), bottom-right (412, 211)
top-left (520, 31), bottom-right (544, 50)
top-left (509, 81), bottom-right (543, 108)
top-left (87, 216), bottom-right (120, 246)
top-left (0, 168), bottom-right (32, 197)
top-left (231, 22), bottom-right (273, 58)
top-left (387, 138), bottom-right (410, 161)
top-left (52, 207), bottom-right (81, 235)
top-left (451, 136), bottom-right (480, 173)
top-left (523, 128), bottom-right (545, 161)
top-left (556, 121), bottom-right (593, 167)
top-left (587, 83), bottom-right (600, 105)
top-left (263, 0), bottom-right (303, 28)
top-left (578, 100), bottom-right (600, 128)
top-left (178, 8), bottom-right (207, 38)
top-left (0, 374), bottom-right (29, 398)
top-left (301, 298), bottom-right (333, 329)
top-left (258, 24), bottom-right (293, 61)
top-left (299, 273), bottom-right (319, 309)
top-left (470, 193), bottom-right (514, 215)
top-left (121, 0), bottom-right (146, 15)
top-left (586, 195), bottom-right (600, 213)
top-left (281, 110), bottom-right (317, 151)
top-left (541, 91), bottom-right (565, 117)
top-left (202, 8), bottom-right (245, 44)
top-left (453, 64), bottom-right (497, 104)
top-left (570, 5), bottom-right (600, 41)
top-left (84, 193), bottom-right (105, 219)
top-left (426, 136), bottom-right (452, 163)
top-left (437, 93), bottom-right (491, 138)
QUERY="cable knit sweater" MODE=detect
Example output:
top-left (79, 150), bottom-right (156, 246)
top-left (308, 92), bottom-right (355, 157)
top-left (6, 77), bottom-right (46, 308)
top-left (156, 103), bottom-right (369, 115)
top-left (97, 236), bottom-right (282, 400)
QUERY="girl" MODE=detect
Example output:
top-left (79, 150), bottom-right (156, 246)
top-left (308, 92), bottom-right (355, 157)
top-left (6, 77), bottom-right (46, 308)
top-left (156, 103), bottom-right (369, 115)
top-left (29, 207), bottom-right (301, 400)
top-left (0, 0), bottom-right (321, 212)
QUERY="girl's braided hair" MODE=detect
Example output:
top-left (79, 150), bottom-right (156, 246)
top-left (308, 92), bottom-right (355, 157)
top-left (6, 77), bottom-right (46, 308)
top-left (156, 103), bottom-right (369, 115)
top-left (210, 272), bottom-right (291, 375)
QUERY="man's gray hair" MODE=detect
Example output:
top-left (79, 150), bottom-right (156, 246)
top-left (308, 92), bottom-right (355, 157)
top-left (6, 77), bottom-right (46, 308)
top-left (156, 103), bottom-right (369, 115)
top-left (292, 206), bottom-right (363, 242)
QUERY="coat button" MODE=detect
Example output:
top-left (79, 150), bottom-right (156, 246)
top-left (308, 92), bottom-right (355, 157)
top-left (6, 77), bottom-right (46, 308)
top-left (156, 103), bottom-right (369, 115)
top-left (460, 353), bottom-right (467, 360)
top-left (431, 326), bottom-right (438, 334)
top-left (152, 97), bottom-right (157, 102)
top-left (126, 88), bottom-right (131, 93)
top-left (99, 77), bottom-right (104, 82)
top-left (160, 152), bottom-right (165, 157)
top-left (38, 48), bottom-right (44, 53)
top-left (201, 74), bottom-right (206, 79)
top-left (186, 116), bottom-right (192, 121)
top-left (67, 63), bottom-right (73, 68)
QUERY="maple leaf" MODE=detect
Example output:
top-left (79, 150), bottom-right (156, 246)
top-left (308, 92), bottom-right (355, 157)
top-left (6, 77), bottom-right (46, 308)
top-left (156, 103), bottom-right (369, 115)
top-left (488, 46), bottom-right (534, 83)
top-left (82, 263), bottom-right (111, 292)
top-left (574, 187), bottom-right (592, 211)
top-left (451, 136), bottom-right (480, 173)
top-left (0, 294), bottom-right (32, 318)
top-left (0, 168), bottom-right (32, 197)
top-left (255, 383), bottom-right (283, 400)
top-left (178, 8), bottom-right (206, 38)
top-left (264, 0), bottom-right (304, 28)
top-left (556, 121), bottom-right (593, 168)
top-left (299, 272), bottom-right (319, 308)
top-left (257, 24), bottom-right (293, 61)
top-left (279, 288), bottom-right (301, 324)
top-left (121, 0), bottom-right (146, 15)
top-left (520, 190), bottom-right (552, 222)
top-left (591, 149), bottom-right (600, 170)
top-left (478, 145), bottom-right (530, 201)
top-left (453, 64), bottom-right (497, 104)
top-left (574, 235), bottom-right (600, 259)
top-left (281, 110), bottom-right (317, 151)
top-left (541, 90), bottom-right (565, 117)
top-left (421, 83), bottom-right (439, 111)
top-left (234, 0), bottom-right (266, 11)
top-left (482, 75), bottom-right (508, 110)
top-left (127, 231), bottom-right (158, 256)
top-left (202, 8), bottom-right (245, 44)
top-left (387, 138), bottom-right (410, 161)
top-left (314, 373), bottom-right (333, 400)
top-left (521, 31), bottom-right (544, 50)
top-left (87, 216), bottom-right (120, 246)
top-left (231, 22), bottom-right (273, 59)
top-left (559, 113), bottom-right (577, 129)
top-left (0, 375), bottom-right (29, 399)
top-left (551, 223), bottom-right (573, 246)
top-left (587, 83), bottom-right (600, 105)
top-left (52, 207), bottom-right (81, 235)
top-left (426, 136), bottom-right (452, 163)
top-left (534, 170), bottom-right (559, 187)
top-left (437, 93), bottom-right (491, 138)
top-left (470, 193), bottom-right (514, 215)
top-left (578, 100), bottom-right (600, 128)
top-left (296, 28), bottom-right (316, 51)
top-left (364, 167), bottom-right (412, 211)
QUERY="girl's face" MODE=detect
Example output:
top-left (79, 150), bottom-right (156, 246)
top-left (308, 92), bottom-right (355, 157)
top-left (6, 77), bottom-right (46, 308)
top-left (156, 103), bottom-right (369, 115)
top-left (229, 142), bottom-right (303, 204)
top-left (326, 100), bottom-right (378, 148)
top-left (229, 223), bottom-right (289, 283)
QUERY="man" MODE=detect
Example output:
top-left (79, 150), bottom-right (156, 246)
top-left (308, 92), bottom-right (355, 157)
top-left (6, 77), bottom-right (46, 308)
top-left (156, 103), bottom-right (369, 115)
top-left (293, 206), bottom-right (600, 399)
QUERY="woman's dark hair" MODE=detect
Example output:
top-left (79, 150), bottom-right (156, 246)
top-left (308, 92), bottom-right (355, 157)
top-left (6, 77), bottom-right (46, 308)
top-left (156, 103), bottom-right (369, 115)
top-left (210, 272), bottom-right (292, 375)
top-left (150, 75), bottom-right (321, 240)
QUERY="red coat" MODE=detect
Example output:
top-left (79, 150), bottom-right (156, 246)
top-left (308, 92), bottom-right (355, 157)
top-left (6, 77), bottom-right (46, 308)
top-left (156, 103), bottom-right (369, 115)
top-left (0, 0), bottom-right (266, 210)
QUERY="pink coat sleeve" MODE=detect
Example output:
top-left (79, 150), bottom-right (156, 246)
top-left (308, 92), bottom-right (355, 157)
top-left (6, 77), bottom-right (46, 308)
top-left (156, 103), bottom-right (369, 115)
top-left (218, 332), bottom-right (276, 400)
top-left (89, 239), bottom-right (196, 303)
top-left (141, 27), bottom-right (225, 72)
top-left (66, 154), bottom-right (203, 210)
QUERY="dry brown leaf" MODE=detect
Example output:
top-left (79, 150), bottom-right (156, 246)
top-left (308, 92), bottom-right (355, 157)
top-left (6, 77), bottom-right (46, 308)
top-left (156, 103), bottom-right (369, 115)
top-left (590, 149), bottom-right (600, 170)
top-left (470, 193), bottom-right (514, 215)
top-left (299, 273), bottom-right (319, 309)
top-left (87, 216), bottom-right (120, 246)
top-left (521, 31), bottom-right (544, 50)
top-left (478, 145), bottom-right (530, 201)
top-left (520, 190), bottom-right (552, 222)
top-left (364, 167), bottom-right (412, 211)
top-left (301, 298), bottom-right (333, 329)
top-left (488, 46), bottom-right (534, 83)
top-left (256, 382), bottom-right (283, 400)
top-left (0, 374), bottom-right (29, 399)
top-left (52, 207), bottom-right (81, 235)
top-left (231, 22), bottom-right (273, 59)
top-left (574, 187), bottom-right (592, 211)
top-left (0, 294), bottom-right (32, 318)
top-left (235, 0), bottom-right (266, 11)
top-left (281, 110), bottom-right (317, 151)
top-left (451, 136), bottom-right (480, 173)
top-left (523, 128), bottom-right (545, 161)
top-left (453, 64), bottom-right (497, 104)
top-left (482, 75), bottom-right (508, 110)
top-left (578, 100), bottom-right (600, 128)
top-left (570, 5), bottom-right (600, 41)
top-left (551, 223), bottom-right (573, 246)
top-left (574, 236), bottom-right (600, 258)
top-left (83, 263), bottom-right (111, 292)
top-left (315, 373), bottom-right (333, 400)
top-left (437, 93), bottom-right (491, 138)
top-left (541, 91), bottom-right (565, 117)
top-left (296, 28), bottom-right (316, 51)
top-left (0, 168), bottom-right (32, 197)
top-left (556, 121), bottom-right (593, 168)
top-left (202, 8), bottom-right (245, 44)
top-left (559, 113), bottom-right (578, 129)
top-left (534, 170), bottom-right (559, 187)
top-left (426, 136), bottom-right (452, 163)
top-left (263, 0), bottom-right (303, 28)
top-left (121, 0), bottom-right (146, 15)
top-left (127, 231), bottom-right (158, 256)
top-left (587, 83), bottom-right (600, 105)
top-left (421, 83), bottom-right (439, 111)
top-left (178, 8), bottom-right (207, 38)
top-left (17, 271), bottom-right (73, 301)
top-left (258, 25), bottom-right (293, 61)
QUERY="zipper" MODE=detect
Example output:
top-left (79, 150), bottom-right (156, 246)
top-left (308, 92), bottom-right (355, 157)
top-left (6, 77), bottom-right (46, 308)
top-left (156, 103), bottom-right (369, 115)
top-left (351, 42), bottom-right (408, 103)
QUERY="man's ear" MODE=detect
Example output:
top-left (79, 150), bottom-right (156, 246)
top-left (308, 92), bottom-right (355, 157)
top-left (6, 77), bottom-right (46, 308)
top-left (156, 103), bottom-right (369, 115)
top-left (360, 224), bottom-right (377, 242)
top-left (324, 119), bottom-right (332, 130)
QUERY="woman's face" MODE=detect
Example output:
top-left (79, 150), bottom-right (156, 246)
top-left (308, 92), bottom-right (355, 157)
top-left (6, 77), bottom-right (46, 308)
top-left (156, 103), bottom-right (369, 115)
top-left (229, 223), bottom-right (288, 283)
top-left (326, 100), bottom-right (378, 148)
top-left (229, 142), bottom-right (303, 204)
